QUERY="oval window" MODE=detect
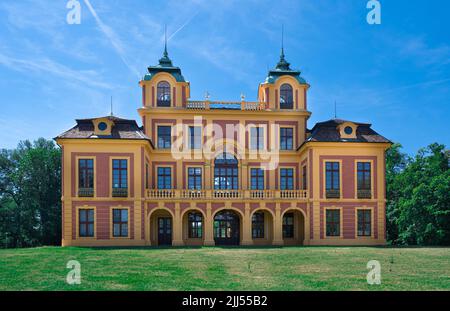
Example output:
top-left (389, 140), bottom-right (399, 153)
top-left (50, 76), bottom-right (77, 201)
top-left (344, 126), bottom-right (353, 135)
top-left (98, 122), bottom-right (108, 131)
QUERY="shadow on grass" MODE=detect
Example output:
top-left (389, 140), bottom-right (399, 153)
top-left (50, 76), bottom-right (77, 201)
top-left (66, 244), bottom-right (447, 252)
top-left (80, 245), bottom-right (378, 251)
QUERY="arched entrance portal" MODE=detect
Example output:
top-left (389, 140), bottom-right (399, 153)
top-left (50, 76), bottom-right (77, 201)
top-left (214, 210), bottom-right (240, 245)
top-left (182, 210), bottom-right (205, 246)
top-left (282, 210), bottom-right (305, 245)
top-left (150, 209), bottom-right (173, 246)
top-left (251, 210), bottom-right (274, 245)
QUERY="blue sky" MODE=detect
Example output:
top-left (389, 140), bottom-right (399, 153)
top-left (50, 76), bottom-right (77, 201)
top-left (0, 0), bottom-right (449, 154)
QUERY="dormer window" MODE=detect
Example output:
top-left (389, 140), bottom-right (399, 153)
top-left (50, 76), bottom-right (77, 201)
top-left (92, 118), bottom-right (114, 136)
top-left (280, 84), bottom-right (293, 109)
top-left (157, 81), bottom-right (171, 107)
top-left (98, 122), bottom-right (108, 131)
top-left (338, 122), bottom-right (358, 139)
top-left (344, 126), bottom-right (353, 135)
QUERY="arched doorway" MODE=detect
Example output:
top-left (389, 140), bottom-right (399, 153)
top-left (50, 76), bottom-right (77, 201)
top-left (182, 210), bottom-right (205, 246)
top-left (214, 210), bottom-right (240, 245)
top-left (149, 209), bottom-right (173, 246)
top-left (214, 152), bottom-right (239, 190)
top-left (282, 210), bottom-right (305, 245)
top-left (251, 210), bottom-right (274, 245)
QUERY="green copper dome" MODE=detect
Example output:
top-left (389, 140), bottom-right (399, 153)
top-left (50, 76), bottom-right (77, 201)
top-left (143, 41), bottom-right (186, 82)
top-left (265, 46), bottom-right (307, 85)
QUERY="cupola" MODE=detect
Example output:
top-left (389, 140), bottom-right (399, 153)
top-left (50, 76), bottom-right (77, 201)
top-left (142, 33), bottom-right (186, 83)
top-left (139, 31), bottom-right (190, 109)
top-left (257, 32), bottom-right (310, 111)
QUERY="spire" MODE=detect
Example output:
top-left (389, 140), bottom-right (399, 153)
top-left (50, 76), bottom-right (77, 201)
top-left (334, 100), bottom-right (337, 119)
top-left (264, 24), bottom-right (306, 85)
top-left (276, 24), bottom-right (291, 71)
top-left (163, 24), bottom-right (168, 58)
top-left (281, 24), bottom-right (285, 59)
top-left (110, 96), bottom-right (113, 117)
top-left (158, 24), bottom-right (173, 67)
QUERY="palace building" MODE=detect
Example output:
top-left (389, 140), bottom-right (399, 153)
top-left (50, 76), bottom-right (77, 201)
top-left (56, 43), bottom-right (391, 247)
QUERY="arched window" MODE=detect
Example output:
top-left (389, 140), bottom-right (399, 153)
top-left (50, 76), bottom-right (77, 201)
top-left (214, 210), bottom-right (240, 245)
top-left (214, 153), bottom-right (238, 190)
top-left (188, 212), bottom-right (203, 238)
top-left (280, 84), bottom-right (293, 109)
top-left (157, 81), bottom-right (171, 107)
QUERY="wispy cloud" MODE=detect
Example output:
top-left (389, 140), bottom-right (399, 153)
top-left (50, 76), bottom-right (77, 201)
top-left (399, 36), bottom-right (450, 67)
top-left (83, 0), bottom-right (141, 78)
top-left (168, 12), bottom-right (199, 42)
top-left (0, 52), bottom-right (114, 89)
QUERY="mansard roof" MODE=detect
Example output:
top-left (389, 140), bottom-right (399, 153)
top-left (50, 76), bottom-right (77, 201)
top-left (56, 116), bottom-right (152, 143)
top-left (304, 119), bottom-right (391, 145)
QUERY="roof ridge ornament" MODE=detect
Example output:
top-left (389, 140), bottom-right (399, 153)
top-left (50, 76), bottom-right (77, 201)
top-left (263, 25), bottom-right (306, 85)
top-left (145, 25), bottom-right (186, 82)
top-left (158, 24), bottom-right (173, 67)
top-left (276, 24), bottom-right (291, 71)
top-left (163, 24), bottom-right (168, 58)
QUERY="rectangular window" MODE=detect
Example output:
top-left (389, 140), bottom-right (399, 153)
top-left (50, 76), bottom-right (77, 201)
top-left (214, 167), bottom-right (239, 190)
top-left (112, 159), bottom-right (128, 197)
top-left (250, 168), bottom-right (265, 190)
top-left (188, 126), bottom-right (202, 150)
top-left (325, 162), bottom-right (340, 198)
top-left (280, 168), bottom-right (294, 190)
top-left (252, 212), bottom-right (265, 238)
top-left (113, 209), bottom-right (128, 237)
top-left (188, 167), bottom-right (202, 190)
top-left (302, 165), bottom-right (307, 190)
top-left (250, 127), bottom-right (264, 150)
top-left (157, 126), bottom-right (171, 149)
top-left (283, 213), bottom-right (294, 238)
top-left (280, 127), bottom-right (293, 150)
top-left (78, 159), bottom-right (94, 196)
top-left (326, 209), bottom-right (340, 237)
top-left (79, 209), bottom-right (94, 237)
top-left (357, 162), bottom-right (372, 198)
top-left (357, 210), bottom-right (372, 237)
top-left (157, 167), bottom-right (172, 189)
top-left (188, 212), bottom-right (203, 238)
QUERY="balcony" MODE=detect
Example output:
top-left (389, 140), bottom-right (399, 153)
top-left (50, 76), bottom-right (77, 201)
top-left (146, 189), bottom-right (308, 201)
top-left (78, 188), bottom-right (94, 197)
top-left (326, 189), bottom-right (341, 199)
top-left (357, 189), bottom-right (372, 199)
top-left (112, 188), bottom-right (128, 197)
top-left (186, 100), bottom-right (266, 111)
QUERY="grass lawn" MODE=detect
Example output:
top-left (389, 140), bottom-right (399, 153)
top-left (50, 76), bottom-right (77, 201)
top-left (0, 246), bottom-right (449, 291)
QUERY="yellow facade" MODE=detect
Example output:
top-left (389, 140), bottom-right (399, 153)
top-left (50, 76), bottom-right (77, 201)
top-left (56, 46), bottom-right (390, 247)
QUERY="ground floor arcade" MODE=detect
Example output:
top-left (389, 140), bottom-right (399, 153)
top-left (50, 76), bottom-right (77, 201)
top-left (63, 200), bottom-right (385, 246)
top-left (147, 202), bottom-right (306, 246)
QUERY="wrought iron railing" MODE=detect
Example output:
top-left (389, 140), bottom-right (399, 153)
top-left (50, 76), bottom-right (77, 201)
top-left (357, 189), bottom-right (372, 199)
top-left (78, 188), bottom-right (94, 197)
top-left (326, 189), bottom-right (341, 199)
top-left (112, 188), bottom-right (128, 197)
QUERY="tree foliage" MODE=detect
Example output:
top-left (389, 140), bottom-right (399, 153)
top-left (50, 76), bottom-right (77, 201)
top-left (386, 143), bottom-right (450, 245)
top-left (0, 138), bottom-right (61, 248)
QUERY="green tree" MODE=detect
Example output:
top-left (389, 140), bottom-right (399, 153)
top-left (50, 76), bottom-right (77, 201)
top-left (386, 143), bottom-right (450, 245)
top-left (385, 143), bottom-right (408, 244)
top-left (0, 138), bottom-right (61, 248)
